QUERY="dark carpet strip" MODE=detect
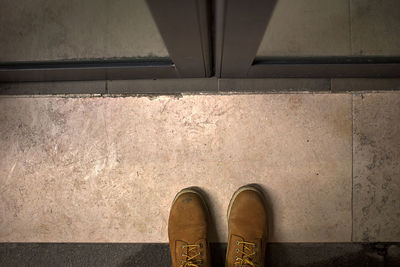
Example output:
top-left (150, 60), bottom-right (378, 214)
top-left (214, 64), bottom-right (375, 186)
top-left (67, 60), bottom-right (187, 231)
top-left (0, 243), bottom-right (399, 266)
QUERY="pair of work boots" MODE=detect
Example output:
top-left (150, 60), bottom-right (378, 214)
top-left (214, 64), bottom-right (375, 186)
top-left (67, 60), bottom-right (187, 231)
top-left (168, 185), bottom-right (267, 267)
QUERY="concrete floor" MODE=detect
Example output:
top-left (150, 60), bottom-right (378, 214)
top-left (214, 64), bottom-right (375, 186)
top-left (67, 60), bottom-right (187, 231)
top-left (0, 0), bottom-right (168, 62)
top-left (1, 0), bottom-right (399, 62)
top-left (0, 92), bottom-right (399, 243)
top-left (257, 0), bottom-right (400, 57)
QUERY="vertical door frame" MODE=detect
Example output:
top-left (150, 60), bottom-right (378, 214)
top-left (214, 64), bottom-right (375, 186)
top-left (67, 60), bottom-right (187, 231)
top-left (0, 0), bottom-right (212, 82)
top-left (215, 0), bottom-right (400, 78)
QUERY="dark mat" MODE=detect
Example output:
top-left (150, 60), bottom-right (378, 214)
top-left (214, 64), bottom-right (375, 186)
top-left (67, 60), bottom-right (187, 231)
top-left (0, 243), bottom-right (399, 267)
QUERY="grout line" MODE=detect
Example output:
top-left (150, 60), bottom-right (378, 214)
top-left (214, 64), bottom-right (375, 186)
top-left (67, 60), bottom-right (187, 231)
top-left (351, 93), bottom-right (354, 242)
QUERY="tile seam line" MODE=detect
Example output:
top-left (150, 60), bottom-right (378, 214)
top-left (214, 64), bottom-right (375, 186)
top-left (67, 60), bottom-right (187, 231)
top-left (351, 93), bottom-right (354, 242)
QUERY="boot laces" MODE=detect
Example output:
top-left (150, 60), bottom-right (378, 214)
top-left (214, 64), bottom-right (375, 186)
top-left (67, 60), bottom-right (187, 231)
top-left (180, 244), bottom-right (203, 267)
top-left (234, 241), bottom-right (258, 267)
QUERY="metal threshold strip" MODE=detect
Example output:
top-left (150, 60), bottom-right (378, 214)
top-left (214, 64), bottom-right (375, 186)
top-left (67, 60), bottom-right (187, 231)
top-left (245, 56), bottom-right (400, 78)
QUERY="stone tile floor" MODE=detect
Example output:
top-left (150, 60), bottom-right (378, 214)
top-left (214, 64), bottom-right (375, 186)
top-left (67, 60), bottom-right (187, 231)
top-left (0, 92), bottom-right (399, 243)
top-left (353, 93), bottom-right (400, 242)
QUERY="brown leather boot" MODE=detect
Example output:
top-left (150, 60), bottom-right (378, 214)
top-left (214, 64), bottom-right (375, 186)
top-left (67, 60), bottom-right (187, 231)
top-left (226, 186), bottom-right (268, 267)
top-left (168, 188), bottom-right (211, 267)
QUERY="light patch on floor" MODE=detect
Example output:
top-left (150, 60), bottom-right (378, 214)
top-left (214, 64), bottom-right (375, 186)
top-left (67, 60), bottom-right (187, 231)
top-left (0, 92), bottom-right (383, 243)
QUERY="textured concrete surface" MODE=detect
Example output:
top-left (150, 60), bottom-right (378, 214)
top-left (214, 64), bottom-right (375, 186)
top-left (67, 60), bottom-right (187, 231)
top-left (353, 93), bottom-right (400, 242)
top-left (257, 0), bottom-right (351, 57)
top-left (0, 0), bottom-right (168, 62)
top-left (257, 0), bottom-right (400, 57)
top-left (0, 94), bottom-right (352, 242)
top-left (351, 0), bottom-right (400, 56)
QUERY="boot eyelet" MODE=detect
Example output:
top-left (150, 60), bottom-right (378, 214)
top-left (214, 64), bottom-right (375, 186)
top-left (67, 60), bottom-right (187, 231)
top-left (235, 248), bottom-right (239, 253)
top-left (182, 245), bottom-right (186, 249)
top-left (236, 241), bottom-right (240, 245)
